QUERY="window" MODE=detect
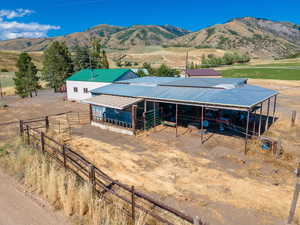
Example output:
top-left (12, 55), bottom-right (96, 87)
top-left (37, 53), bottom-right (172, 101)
top-left (83, 88), bottom-right (88, 93)
top-left (73, 87), bottom-right (78, 92)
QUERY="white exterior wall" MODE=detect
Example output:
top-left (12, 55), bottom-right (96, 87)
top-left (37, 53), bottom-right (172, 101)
top-left (66, 81), bottom-right (110, 101)
top-left (91, 121), bottom-right (134, 135)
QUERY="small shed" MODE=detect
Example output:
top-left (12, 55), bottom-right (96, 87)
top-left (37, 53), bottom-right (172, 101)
top-left (66, 68), bottom-right (138, 101)
top-left (186, 69), bottom-right (222, 78)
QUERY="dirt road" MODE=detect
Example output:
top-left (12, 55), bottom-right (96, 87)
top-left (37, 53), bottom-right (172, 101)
top-left (0, 170), bottom-right (69, 225)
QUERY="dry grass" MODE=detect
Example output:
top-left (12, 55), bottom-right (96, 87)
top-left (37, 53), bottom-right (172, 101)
top-left (63, 125), bottom-right (300, 224)
top-left (1, 81), bottom-right (48, 96)
top-left (0, 137), bottom-right (150, 225)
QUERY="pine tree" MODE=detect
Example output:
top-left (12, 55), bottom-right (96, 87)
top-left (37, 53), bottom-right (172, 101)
top-left (90, 38), bottom-right (110, 69)
top-left (42, 41), bottom-right (73, 92)
top-left (90, 38), bottom-right (103, 69)
top-left (101, 50), bottom-right (109, 69)
top-left (14, 52), bottom-right (39, 98)
top-left (73, 45), bottom-right (90, 72)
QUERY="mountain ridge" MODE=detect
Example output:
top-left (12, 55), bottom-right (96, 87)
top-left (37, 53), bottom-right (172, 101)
top-left (0, 17), bottom-right (299, 58)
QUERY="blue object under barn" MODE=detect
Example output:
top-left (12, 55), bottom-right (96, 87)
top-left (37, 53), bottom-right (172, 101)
top-left (91, 105), bottom-right (132, 124)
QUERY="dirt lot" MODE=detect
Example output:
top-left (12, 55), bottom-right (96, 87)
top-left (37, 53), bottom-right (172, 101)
top-left (0, 81), bottom-right (299, 225)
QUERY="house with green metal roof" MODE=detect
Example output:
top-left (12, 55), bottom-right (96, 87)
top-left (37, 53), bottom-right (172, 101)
top-left (66, 68), bottom-right (138, 101)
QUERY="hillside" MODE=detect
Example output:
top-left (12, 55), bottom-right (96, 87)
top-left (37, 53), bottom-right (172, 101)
top-left (170, 17), bottom-right (300, 58)
top-left (0, 50), bottom-right (43, 71)
top-left (0, 47), bottom-right (227, 72)
top-left (0, 17), bottom-right (299, 59)
top-left (0, 24), bottom-right (190, 51)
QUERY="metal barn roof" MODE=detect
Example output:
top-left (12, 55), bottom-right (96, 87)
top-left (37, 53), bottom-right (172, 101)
top-left (160, 78), bottom-right (247, 88)
top-left (83, 94), bottom-right (143, 110)
top-left (91, 83), bottom-right (277, 109)
top-left (115, 76), bottom-right (247, 88)
top-left (116, 76), bottom-right (180, 86)
top-left (66, 69), bottom-right (131, 83)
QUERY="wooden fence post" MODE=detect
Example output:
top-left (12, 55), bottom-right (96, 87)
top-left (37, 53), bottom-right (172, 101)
top-left (89, 164), bottom-right (95, 192)
top-left (40, 132), bottom-right (45, 154)
top-left (62, 144), bottom-right (67, 169)
top-left (291, 111), bottom-right (297, 127)
top-left (45, 116), bottom-right (49, 131)
top-left (287, 162), bottom-right (300, 225)
top-left (193, 216), bottom-right (200, 225)
top-left (19, 120), bottom-right (24, 137)
top-left (131, 185), bottom-right (135, 224)
top-left (26, 125), bottom-right (30, 145)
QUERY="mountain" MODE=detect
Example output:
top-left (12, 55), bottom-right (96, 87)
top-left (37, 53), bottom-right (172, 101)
top-left (0, 24), bottom-right (190, 51)
top-left (169, 17), bottom-right (300, 58)
top-left (0, 17), bottom-right (299, 58)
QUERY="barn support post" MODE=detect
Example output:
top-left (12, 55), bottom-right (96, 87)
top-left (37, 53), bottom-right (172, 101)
top-left (131, 185), bottom-right (136, 224)
top-left (89, 104), bottom-right (93, 122)
top-left (244, 110), bottom-right (250, 155)
top-left (258, 102), bottom-right (263, 136)
top-left (143, 100), bottom-right (147, 130)
top-left (201, 106), bottom-right (204, 144)
top-left (265, 98), bottom-right (270, 132)
top-left (287, 162), bottom-right (300, 225)
top-left (175, 104), bottom-right (178, 137)
top-left (153, 102), bottom-right (156, 128)
top-left (272, 95), bottom-right (277, 125)
top-left (252, 109), bottom-right (257, 136)
top-left (131, 105), bottom-right (137, 133)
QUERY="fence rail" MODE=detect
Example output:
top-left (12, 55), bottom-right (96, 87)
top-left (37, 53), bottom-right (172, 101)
top-left (20, 117), bottom-right (204, 225)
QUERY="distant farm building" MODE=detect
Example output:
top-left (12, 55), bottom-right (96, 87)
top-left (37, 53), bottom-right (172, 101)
top-left (185, 69), bottom-right (222, 78)
top-left (84, 76), bottom-right (278, 151)
top-left (66, 69), bottom-right (138, 101)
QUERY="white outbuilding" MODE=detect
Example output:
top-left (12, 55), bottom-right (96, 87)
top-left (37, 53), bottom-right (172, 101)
top-left (66, 68), bottom-right (138, 101)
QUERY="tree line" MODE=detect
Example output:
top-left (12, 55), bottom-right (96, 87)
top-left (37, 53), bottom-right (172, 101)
top-left (189, 52), bottom-right (250, 69)
top-left (137, 63), bottom-right (180, 77)
top-left (14, 39), bottom-right (109, 98)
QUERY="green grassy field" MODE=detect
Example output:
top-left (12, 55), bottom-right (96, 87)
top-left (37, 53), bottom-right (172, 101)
top-left (0, 72), bottom-right (15, 87)
top-left (221, 68), bottom-right (300, 80)
top-left (220, 59), bottom-right (300, 81)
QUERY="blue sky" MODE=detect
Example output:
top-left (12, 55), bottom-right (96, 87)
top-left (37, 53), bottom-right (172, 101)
top-left (1, 0), bottom-right (300, 40)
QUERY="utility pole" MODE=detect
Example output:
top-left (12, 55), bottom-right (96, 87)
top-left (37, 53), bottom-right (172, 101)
top-left (185, 50), bottom-right (189, 77)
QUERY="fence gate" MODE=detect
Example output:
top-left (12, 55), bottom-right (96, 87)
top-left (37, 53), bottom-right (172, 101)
top-left (144, 109), bottom-right (161, 130)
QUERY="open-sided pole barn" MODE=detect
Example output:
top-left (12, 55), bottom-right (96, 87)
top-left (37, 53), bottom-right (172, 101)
top-left (84, 77), bottom-right (278, 153)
